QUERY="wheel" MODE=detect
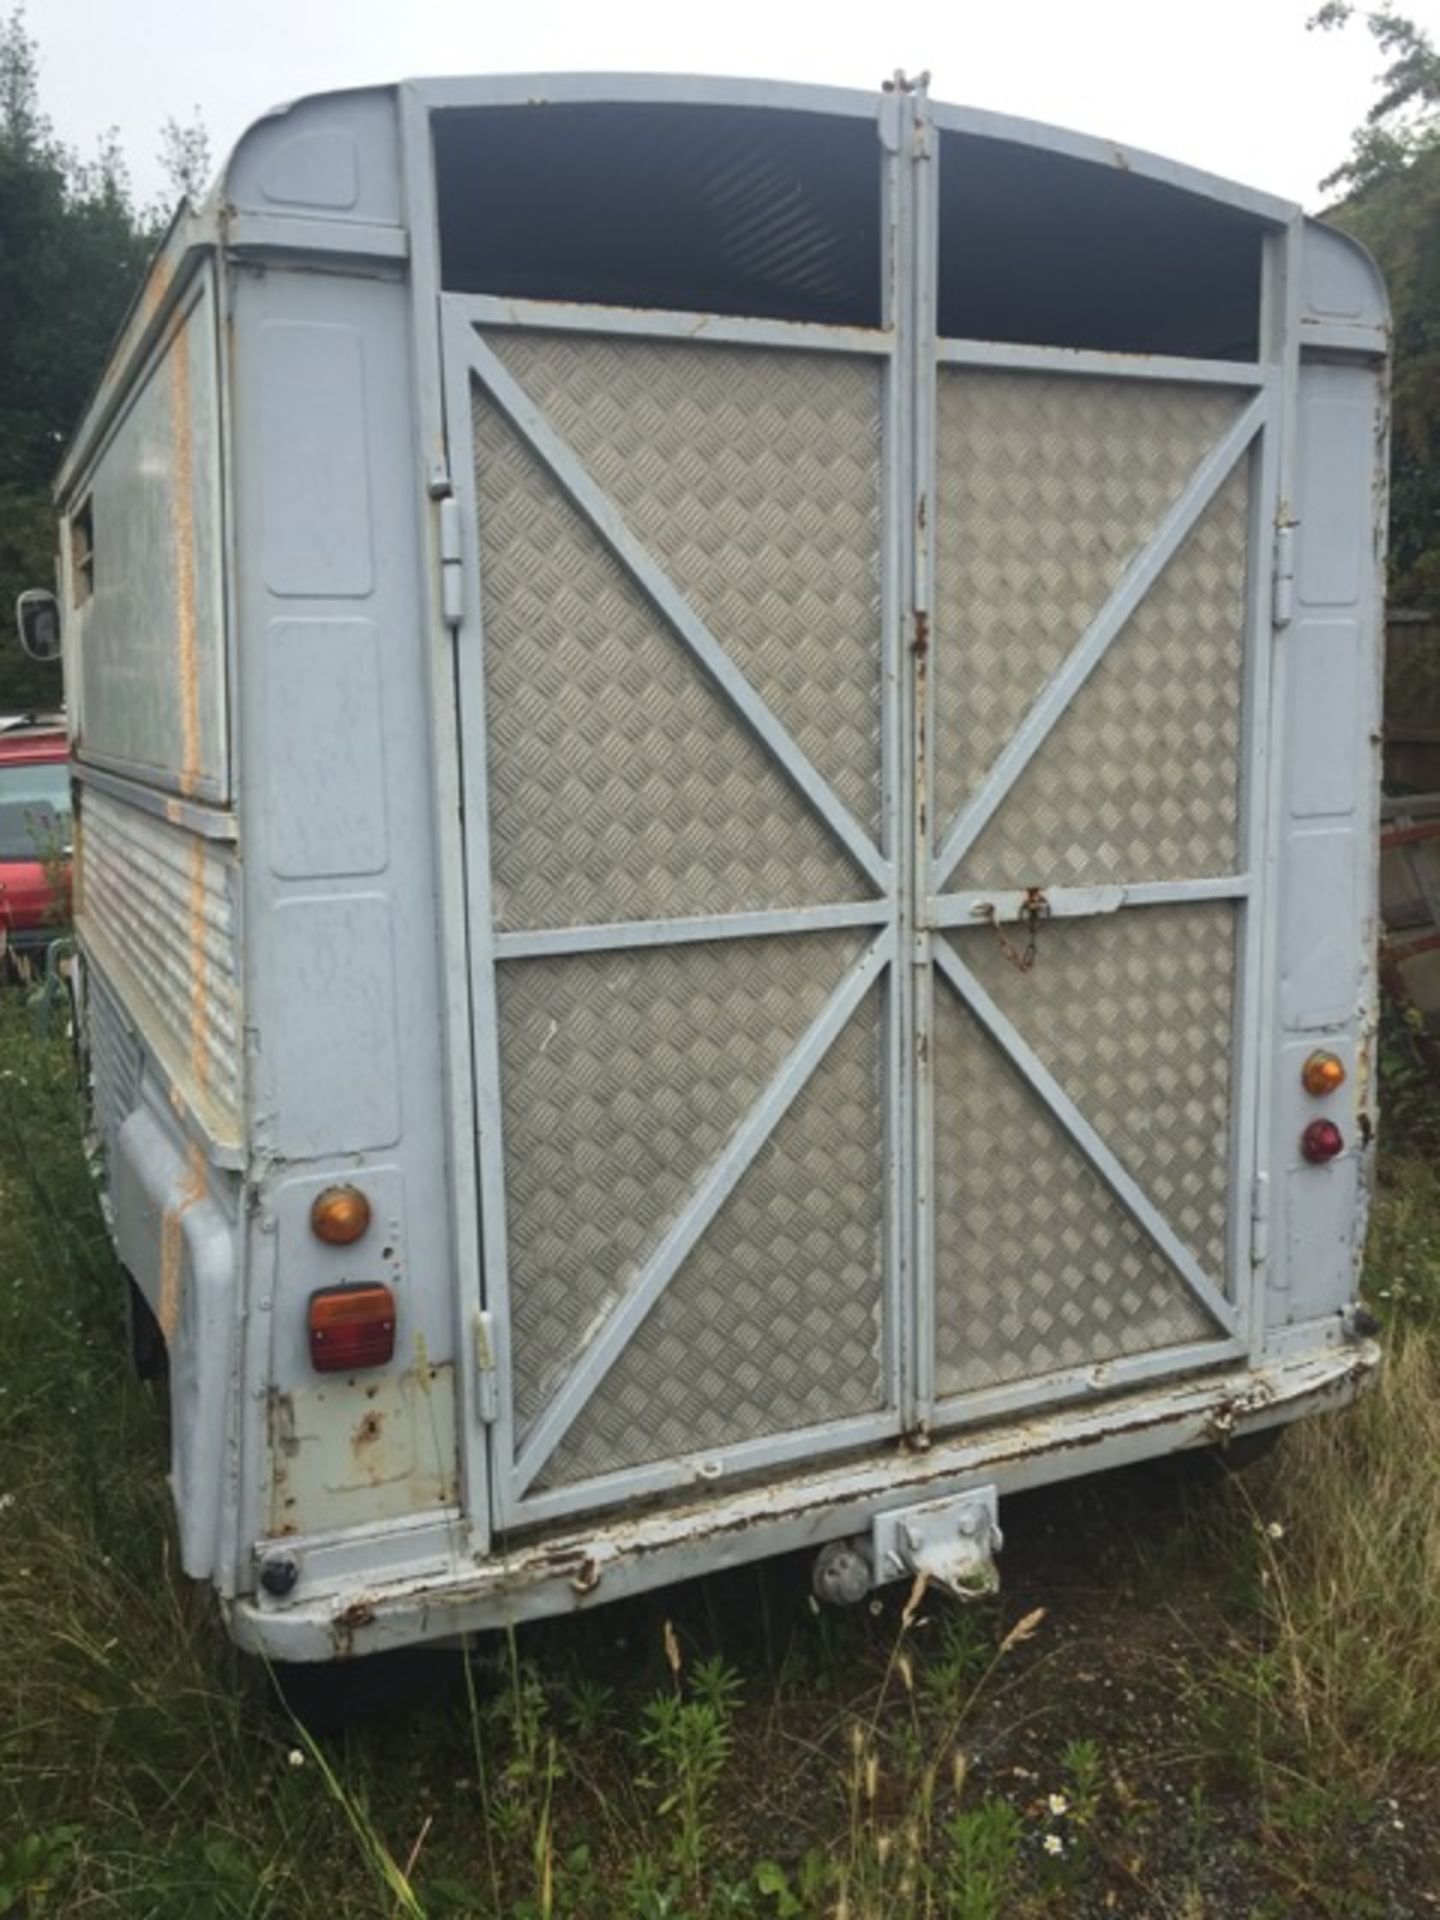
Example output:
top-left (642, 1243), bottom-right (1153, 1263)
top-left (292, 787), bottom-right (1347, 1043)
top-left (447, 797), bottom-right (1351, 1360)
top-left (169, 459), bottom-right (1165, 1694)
top-left (124, 1270), bottom-right (167, 1381)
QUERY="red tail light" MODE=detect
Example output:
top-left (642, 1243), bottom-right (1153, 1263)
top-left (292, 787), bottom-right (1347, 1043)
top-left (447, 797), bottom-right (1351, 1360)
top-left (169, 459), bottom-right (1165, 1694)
top-left (308, 1284), bottom-right (395, 1373)
top-left (1300, 1120), bottom-right (1344, 1165)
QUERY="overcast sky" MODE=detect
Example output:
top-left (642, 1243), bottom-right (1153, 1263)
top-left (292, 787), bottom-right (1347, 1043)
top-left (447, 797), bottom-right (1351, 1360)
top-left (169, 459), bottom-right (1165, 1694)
top-left (21, 0), bottom-right (1440, 212)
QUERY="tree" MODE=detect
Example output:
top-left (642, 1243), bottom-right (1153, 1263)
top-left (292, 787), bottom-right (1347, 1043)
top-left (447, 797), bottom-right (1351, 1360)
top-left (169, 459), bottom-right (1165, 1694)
top-left (1312, 6), bottom-right (1440, 605)
top-left (0, 7), bottom-right (156, 710)
top-left (157, 110), bottom-right (212, 211)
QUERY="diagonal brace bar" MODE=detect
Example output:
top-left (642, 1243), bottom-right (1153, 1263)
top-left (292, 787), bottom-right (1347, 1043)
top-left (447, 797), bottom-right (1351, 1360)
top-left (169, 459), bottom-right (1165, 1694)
top-left (511, 928), bottom-right (895, 1494)
top-left (464, 328), bottom-right (892, 894)
top-left (935, 389), bottom-right (1268, 887)
top-left (933, 938), bottom-right (1239, 1337)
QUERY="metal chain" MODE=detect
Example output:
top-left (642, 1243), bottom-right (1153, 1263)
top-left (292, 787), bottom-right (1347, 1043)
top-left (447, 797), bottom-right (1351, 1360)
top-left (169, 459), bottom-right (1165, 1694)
top-left (981, 889), bottom-right (1049, 973)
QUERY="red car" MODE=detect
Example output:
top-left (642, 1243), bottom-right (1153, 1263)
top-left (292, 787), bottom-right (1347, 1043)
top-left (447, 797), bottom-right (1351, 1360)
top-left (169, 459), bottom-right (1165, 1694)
top-left (0, 716), bottom-right (71, 965)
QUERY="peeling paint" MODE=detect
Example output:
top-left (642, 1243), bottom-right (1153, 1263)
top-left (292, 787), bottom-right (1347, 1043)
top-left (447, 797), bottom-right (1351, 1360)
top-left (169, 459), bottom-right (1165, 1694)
top-left (267, 1362), bottom-right (457, 1535)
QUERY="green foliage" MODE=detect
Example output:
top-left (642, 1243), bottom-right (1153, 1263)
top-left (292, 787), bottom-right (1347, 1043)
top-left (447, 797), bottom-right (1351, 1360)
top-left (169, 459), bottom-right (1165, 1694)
top-left (1312, 7), bottom-right (1440, 606)
top-left (636, 1652), bottom-right (742, 1899)
top-left (0, 7), bottom-right (174, 713)
top-left (939, 1798), bottom-right (1023, 1920)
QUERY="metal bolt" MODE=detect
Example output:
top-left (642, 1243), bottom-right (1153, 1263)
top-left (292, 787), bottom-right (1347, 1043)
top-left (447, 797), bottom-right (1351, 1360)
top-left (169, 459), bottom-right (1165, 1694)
top-left (259, 1552), bottom-right (299, 1598)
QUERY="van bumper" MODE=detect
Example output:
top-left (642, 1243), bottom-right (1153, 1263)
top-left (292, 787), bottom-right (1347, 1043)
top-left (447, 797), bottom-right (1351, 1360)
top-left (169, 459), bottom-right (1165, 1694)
top-left (229, 1335), bottom-right (1378, 1663)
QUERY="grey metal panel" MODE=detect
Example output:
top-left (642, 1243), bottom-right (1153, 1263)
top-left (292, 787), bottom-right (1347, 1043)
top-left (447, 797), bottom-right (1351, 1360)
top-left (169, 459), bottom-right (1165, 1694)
top-left (948, 904), bottom-right (1238, 1281)
top-left (1264, 349), bottom-right (1383, 1341)
top-left (256, 324), bottom-right (375, 597)
top-left (470, 379), bottom-right (869, 928)
top-left (224, 87), bottom-right (404, 230)
top-left (76, 786), bottom-right (242, 1143)
top-left (931, 373), bottom-right (1247, 849)
top-left (540, 981), bottom-right (886, 1486)
top-left (952, 461), bottom-right (1251, 888)
top-left (73, 272), bottom-right (227, 802)
top-left (266, 896), bottom-right (401, 1155)
top-left (498, 930), bottom-right (870, 1435)
top-left (930, 970), bottom-right (1217, 1401)
top-left (1299, 218), bottom-right (1389, 336)
top-left (264, 618), bottom-right (388, 878)
top-left (483, 329), bottom-right (885, 837)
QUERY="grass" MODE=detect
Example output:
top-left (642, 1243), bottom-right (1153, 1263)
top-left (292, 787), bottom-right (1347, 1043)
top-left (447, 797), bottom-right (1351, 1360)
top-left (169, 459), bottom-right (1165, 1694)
top-left (2, 982), bottom-right (1440, 1916)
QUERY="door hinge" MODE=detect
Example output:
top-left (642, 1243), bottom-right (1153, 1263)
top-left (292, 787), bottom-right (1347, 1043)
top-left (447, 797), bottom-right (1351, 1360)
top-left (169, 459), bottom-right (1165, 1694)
top-left (473, 1309), bottom-right (500, 1424)
top-left (439, 492), bottom-right (464, 630)
top-left (1272, 520), bottom-right (1297, 630)
top-left (1250, 1171), bottom-right (1270, 1268)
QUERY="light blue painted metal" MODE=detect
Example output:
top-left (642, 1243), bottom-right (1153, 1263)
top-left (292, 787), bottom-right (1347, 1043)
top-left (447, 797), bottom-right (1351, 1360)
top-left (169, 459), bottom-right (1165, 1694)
top-left (935, 339), bottom-right (1268, 386)
top-left (452, 293), bottom-right (890, 358)
top-left (877, 82), bottom-right (913, 1429)
top-left (493, 900), bottom-right (893, 961)
top-left (438, 297), bottom-right (519, 1541)
top-left (397, 78), bottom-right (493, 1555)
top-left (930, 877), bottom-right (1250, 928)
top-left (907, 78), bottom-right (940, 1436)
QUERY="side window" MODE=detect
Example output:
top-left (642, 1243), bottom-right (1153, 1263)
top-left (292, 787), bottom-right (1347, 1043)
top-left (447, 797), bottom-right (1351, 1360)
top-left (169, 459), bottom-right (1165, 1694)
top-left (71, 498), bottom-right (94, 607)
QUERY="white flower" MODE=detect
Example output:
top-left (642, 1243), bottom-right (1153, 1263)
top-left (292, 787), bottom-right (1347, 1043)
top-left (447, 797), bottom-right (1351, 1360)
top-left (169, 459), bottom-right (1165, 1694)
top-left (287, 1748), bottom-right (306, 1769)
top-left (1047, 1792), bottom-right (1069, 1817)
top-left (0, 1493), bottom-right (15, 1514)
top-left (1265, 1521), bottom-right (1285, 1541)
top-left (1043, 1834), bottom-right (1065, 1857)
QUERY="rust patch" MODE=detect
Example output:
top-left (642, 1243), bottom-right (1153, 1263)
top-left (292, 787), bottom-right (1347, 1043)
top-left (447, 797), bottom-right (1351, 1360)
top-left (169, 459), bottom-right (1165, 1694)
top-left (570, 1556), bottom-right (602, 1596)
top-left (139, 252), bottom-right (175, 329)
top-left (354, 1411), bottom-right (384, 1449)
top-left (332, 1598), bottom-right (377, 1659)
top-left (912, 609), bottom-right (930, 658)
top-left (269, 1391), bottom-right (301, 1459)
top-left (157, 1140), bottom-right (208, 1342)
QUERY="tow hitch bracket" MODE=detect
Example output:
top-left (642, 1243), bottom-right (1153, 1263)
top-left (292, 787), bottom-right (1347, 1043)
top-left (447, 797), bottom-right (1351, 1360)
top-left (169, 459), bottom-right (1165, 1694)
top-left (872, 1486), bottom-right (1002, 1599)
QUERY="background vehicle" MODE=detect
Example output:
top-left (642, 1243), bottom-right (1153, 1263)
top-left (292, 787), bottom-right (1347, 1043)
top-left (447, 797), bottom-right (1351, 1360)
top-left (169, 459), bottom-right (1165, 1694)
top-left (0, 714), bottom-right (71, 971)
top-left (43, 74), bottom-right (1386, 1666)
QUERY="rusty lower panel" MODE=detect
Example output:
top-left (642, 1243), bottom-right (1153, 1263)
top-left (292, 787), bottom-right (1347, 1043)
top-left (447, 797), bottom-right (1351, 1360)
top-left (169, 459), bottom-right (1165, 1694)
top-left (231, 1339), bottom-right (1376, 1663)
top-left (267, 1362), bottom-right (458, 1538)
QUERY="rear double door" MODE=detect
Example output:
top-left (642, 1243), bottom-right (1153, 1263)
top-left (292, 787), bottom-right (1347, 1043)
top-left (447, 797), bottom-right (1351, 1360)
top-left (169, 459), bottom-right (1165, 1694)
top-left (442, 229), bottom-right (1264, 1536)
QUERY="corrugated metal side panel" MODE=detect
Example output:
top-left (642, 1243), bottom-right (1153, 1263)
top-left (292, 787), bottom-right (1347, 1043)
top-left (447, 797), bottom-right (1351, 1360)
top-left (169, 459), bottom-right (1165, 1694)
top-left (87, 960), bottom-right (141, 1170)
top-left (76, 786), bottom-right (241, 1145)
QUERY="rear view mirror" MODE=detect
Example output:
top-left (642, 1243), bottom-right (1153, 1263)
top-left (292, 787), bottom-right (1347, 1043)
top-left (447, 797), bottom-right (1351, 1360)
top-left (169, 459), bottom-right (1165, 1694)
top-left (15, 590), bottom-right (61, 662)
